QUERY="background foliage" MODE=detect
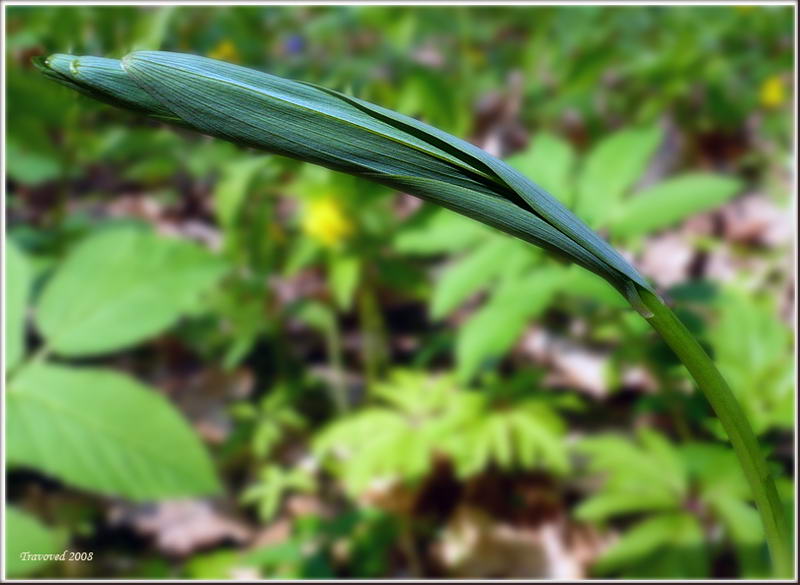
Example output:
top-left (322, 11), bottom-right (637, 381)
top-left (4, 4), bottom-right (795, 579)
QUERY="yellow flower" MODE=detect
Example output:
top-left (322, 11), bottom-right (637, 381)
top-left (301, 197), bottom-right (353, 247)
top-left (208, 40), bottom-right (240, 63)
top-left (759, 76), bottom-right (786, 109)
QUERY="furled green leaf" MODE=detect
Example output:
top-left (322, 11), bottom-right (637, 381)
top-left (5, 238), bottom-right (31, 373)
top-left (4, 507), bottom-right (66, 578)
top-left (38, 51), bottom-right (655, 297)
top-left (576, 126), bottom-right (662, 227)
top-left (6, 362), bottom-right (219, 500)
top-left (36, 226), bottom-right (227, 356)
top-left (610, 173), bottom-right (741, 239)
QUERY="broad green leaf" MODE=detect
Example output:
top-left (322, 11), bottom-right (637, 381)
top-left (5, 238), bottom-right (31, 373)
top-left (4, 507), bottom-right (66, 578)
top-left (214, 157), bottom-right (269, 228)
top-left (506, 132), bottom-right (575, 206)
top-left (610, 173), bottom-right (741, 239)
top-left (36, 226), bottom-right (227, 356)
top-left (456, 267), bottom-right (561, 381)
top-left (594, 512), bottom-right (705, 575)
top-left (6, 362), bottom-right (219, 500)
top-left (430, 237), bottom-right (519, 319)
top-left (576, 126), bottom-right (662, 227)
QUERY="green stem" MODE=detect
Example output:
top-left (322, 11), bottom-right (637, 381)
top-left (637, 287), bottom-right (791, 577)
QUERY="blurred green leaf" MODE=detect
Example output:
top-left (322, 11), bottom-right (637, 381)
top-left (6, 140), bottom-right (61, 186)
top-left (507, 132), bottom-right (575, 206)
top-left (4, 507), bottom-right (67, 578)
top-left (576, 126), bottom-right (662, 227)
top-left (707, 287), bottom-right (794, 434)
top-left (430, 237), bottom-right (519, 319)
top-left (393, 207), bottom-right (489, 256)
top-left (328, 254), bottom-right (360, 311)
top-left (130, 6), bottom-right (176, 51)
top-left (5, 238), bottom-right (31, 373)
top-left (594, 512), bottom-right (707, 577)
top-left (456, 267), bottom-right (561, 381)
top-left (214, 157), bottom-right (269, 228)
top-left (36, 226), bottom-right (227, 356)
top-left (6, 362), bottom-right (220, 500)
top-left (610, 173), bottom-right (741, 239)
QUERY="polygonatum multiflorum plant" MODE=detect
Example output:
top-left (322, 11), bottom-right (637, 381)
top-left (36, 50), bottom-right (791, 576)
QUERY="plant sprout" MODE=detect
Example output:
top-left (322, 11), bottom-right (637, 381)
top-left (36, 51), bottom-right (791, 576)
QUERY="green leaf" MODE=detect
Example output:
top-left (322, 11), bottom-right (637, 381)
top-left (130, 5), bottom-right (176, 51)
top-left (214, 157), bottom-right (269, 228)
top-left (4, 506), bottom-right (66, 577)
top-left (430, 237), bottom-right (519, 319)
top-left (576, 491), bottom-right (678, 523)
top-left (5, 238), bottom-right (31, 373)
top-left (706, 288), bottom-right (794, 434)
top-left (328, 254), bottom-right (360, 311)
top-left (456, 267), bottom-right (561, 381)
top-left (39, 50), bottom-right (654, 295)
top-left (36, 226), bottom-right (227, 357)
top-left (594, 512), bottom-right (705, 576)
top-left (506, 132), bottom-right (575, 207)
top-left (576, 126), bottom-right (662, 227)
top-left (393, 208), bottom-right (489, 256)
top-left (6, 362), bottom-right (219, 500)
top-left (610, 173), bottom-right (741, 239)
top-left (5, 140), bottom-right (61, 186)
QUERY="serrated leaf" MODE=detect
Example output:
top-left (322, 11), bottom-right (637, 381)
top-left (36, 226), bottom-right (227, 357)
top-left (5, 238), bottom-right (31, 373)
top-left (610, 173), bottom-right (741, 239)
top-left (4, 507), bottom-right (67, 577)
top-left (6, 362), bottom-right (219, 500)
top-left (576, 126), bottom-right (662, 227)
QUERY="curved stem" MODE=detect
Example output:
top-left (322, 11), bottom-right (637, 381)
top-left (637, 287), bottom-right (792, 577)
